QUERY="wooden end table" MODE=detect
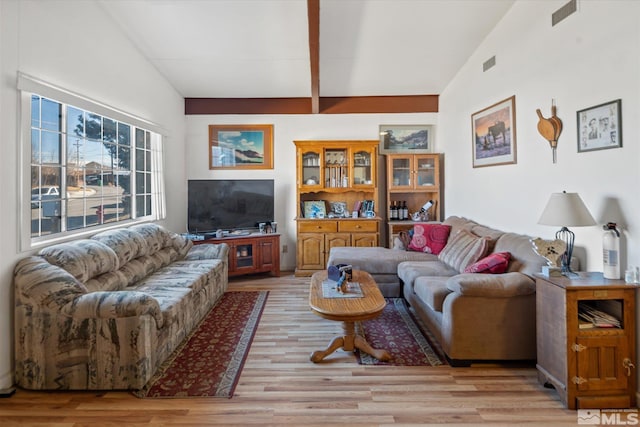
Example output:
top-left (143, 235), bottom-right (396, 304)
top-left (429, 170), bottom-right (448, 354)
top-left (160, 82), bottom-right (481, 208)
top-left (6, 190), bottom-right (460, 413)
top-left (309, 270), bottom-right (391, 363)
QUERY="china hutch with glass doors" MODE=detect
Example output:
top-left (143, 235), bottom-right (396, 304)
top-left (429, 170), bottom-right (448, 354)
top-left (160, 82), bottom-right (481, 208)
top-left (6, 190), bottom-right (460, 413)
top-left (294, 140), bottom-right (380, 276)
top-left (385, 153), bottom-right (443, 247)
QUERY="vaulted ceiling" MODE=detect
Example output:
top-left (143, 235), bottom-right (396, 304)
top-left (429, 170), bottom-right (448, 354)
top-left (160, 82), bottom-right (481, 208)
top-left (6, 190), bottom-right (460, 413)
top-left (100, 0), bottom-right (514, 113)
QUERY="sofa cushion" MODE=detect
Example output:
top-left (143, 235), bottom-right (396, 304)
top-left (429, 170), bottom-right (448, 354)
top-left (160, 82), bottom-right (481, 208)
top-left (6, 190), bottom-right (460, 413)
top-left (85, 270), bottom-right (129, 292)
top-left (92, 228), bottom-right (149, 265)
top-left (134, 263), bottom-right (214, 326)
top-left (464, 251), bottom-right (511, 274)
top-left (397, 260), bottom-right (458, 290)
top-left (129, 223), bottom-right (172, 252)
top-left (328, 246), bottom-right (437, 276)
top-left (171, 233), bottom-right (193, 260)
top-left (494, 232), bottom-right (547, 276)
top-left (407, 224), bottom-right (451, 255)
top-left (438, 229), bottom-right (491, 272)
top-left (446, 272), bottom-right (536, 297)
top-left (39, 240), bottom-right (119, 282)
top-left (413, 276), bottom-right (451, 312)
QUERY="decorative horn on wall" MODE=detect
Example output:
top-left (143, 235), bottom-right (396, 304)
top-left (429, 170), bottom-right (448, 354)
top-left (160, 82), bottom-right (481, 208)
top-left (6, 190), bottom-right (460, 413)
top-left (536, 100), bottom-right (563, 163)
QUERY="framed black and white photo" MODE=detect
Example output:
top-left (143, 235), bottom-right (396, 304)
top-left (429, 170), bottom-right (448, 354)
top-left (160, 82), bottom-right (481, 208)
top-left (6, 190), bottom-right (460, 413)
top-left (379, 125), bottom-right (433, 154)
top-left (577, 99), bottom-right (622, 153)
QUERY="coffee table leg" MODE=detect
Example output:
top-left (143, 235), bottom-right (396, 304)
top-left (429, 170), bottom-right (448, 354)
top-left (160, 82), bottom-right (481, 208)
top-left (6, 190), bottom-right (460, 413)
top-left (353, 335), bottom-right (392, 362)
top-left (310, 321), bottom-right (391, 363)
top-left (310, 336), bottom-right (344, 362)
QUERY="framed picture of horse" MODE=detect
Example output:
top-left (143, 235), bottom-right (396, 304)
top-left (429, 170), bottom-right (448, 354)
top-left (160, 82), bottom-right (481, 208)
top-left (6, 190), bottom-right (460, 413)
top-left (471, 95), bottom-right (517, 168)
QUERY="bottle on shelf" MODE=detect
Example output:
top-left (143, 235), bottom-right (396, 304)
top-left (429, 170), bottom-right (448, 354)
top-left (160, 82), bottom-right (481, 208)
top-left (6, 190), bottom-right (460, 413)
top-left (391, 201), bottom-right (397, 220)
top-left (402, 201), bottom-right (408, 220)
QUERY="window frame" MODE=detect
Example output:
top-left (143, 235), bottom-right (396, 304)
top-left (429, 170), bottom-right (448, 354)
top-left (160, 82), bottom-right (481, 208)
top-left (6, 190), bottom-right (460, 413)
top-left (18, 73), bottom-right (166, 251)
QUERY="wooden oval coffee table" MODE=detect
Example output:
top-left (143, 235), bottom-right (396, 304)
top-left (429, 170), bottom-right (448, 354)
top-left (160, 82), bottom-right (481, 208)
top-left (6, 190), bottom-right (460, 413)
top-left (309, 270), bottom-right (391, 363)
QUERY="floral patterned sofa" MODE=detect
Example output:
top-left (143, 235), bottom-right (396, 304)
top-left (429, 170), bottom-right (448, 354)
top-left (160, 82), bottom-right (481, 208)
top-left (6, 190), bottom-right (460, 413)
top-left (14, 223), bottom-right (229, 390)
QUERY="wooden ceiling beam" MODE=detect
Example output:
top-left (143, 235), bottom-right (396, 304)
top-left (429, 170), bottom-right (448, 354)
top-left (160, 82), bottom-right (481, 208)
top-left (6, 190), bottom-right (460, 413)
top-left (184, 96), bottom-right (438, 115)
top-left (307, 0), bottom-right (320, 114)
top-left (320, 95), bottom-right (438, 114)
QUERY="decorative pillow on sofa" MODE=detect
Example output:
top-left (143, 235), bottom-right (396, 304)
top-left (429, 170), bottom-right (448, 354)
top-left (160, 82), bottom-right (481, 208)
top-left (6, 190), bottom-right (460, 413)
top-left (463, 251), bottom-right (511, 274)
top-left (437, 229), bottom-right (491, 272)
top-left (407, 224), bottom-right (452, 255)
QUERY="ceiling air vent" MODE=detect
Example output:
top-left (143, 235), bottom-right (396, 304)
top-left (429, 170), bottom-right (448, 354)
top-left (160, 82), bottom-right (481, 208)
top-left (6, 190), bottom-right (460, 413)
top-left (552, 0), bottom-right (577, 26)
top-left (483, 56), bottom-right (496, 72)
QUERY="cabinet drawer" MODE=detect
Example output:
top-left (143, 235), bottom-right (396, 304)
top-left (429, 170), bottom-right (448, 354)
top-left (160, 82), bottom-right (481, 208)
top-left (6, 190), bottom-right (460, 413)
top-left (338, 220), bottom-right (377, 233)
top-left (298, 221), bottom-right (338, 233)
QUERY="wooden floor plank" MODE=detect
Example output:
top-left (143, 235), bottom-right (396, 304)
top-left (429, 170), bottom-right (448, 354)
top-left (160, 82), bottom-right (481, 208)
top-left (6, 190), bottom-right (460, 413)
top-left (0, 272), bottom-right (580, 425)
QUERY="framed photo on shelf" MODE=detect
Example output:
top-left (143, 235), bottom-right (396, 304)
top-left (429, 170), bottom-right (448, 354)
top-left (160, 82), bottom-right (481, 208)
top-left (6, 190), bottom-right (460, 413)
top-left (379, 124), bottom-right (433, 154)
top-left (209, 124), bottom-right (274, 169)
top-left (471, 95), bottom-right (517, 168)
top-left (577, 99), bottom-right (622, 153)
top-left (303, 201), bottom-right (326, 219)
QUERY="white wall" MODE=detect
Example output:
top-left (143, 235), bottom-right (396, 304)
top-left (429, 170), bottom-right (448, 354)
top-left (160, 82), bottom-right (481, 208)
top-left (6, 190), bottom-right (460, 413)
top-left (186, 113), bottom-right (437, 270)
top-left (439, 0), bottom-right (640, 272)
top-left (0, 1), bottom-right (185, 389)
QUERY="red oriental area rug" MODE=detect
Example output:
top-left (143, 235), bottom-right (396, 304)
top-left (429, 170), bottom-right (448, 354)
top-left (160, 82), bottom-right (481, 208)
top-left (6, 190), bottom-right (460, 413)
top-left (135, 291), bottom-right (268, 398)
top-left (356, 298), bottom-right (447, 366)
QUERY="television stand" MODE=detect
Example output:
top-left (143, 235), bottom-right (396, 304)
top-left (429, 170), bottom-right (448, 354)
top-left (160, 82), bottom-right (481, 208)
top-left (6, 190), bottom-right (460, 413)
top-left (193, 233), bottom-right (280, 277)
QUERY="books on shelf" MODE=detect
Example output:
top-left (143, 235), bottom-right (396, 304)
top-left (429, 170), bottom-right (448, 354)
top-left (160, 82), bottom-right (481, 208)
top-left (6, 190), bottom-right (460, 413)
top-left (578, 302), bottom-right (621, 329)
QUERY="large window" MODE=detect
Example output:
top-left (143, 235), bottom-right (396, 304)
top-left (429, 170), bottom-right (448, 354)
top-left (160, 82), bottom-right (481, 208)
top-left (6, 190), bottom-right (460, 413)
top-left (21, 75), bottom-right (165, 247)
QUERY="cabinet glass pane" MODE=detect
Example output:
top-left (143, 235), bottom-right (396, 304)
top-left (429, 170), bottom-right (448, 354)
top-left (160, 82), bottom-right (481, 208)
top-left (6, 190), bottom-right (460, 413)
top-left (302, 151), bottom-right (320, 185)
top-left (391, 158), bottom-right (410, 186)
top-left (416, 157), bottom-right (435, 186)
top-left (325, 149), bottom-right (348, 188)
top-left (236, 244), bottom-right (253, 268)
top-left (353, 150), bottom-right (372, 185)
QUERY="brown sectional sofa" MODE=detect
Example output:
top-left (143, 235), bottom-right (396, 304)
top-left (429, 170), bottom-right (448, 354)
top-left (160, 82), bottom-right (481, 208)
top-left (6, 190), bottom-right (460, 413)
top-left (327, 216), bottom-right (547, 365)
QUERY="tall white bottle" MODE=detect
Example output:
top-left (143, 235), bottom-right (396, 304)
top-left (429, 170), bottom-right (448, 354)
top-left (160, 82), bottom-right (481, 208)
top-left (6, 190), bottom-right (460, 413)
top-left (603, 222), bottom-right (621, 279)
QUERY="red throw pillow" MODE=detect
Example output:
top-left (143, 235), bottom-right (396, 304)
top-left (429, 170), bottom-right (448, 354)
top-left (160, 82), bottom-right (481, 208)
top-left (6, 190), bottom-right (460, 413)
top-left (407, 224), bottom-right (452, 255)
top-left (463, 251), bottom-right (511, 274)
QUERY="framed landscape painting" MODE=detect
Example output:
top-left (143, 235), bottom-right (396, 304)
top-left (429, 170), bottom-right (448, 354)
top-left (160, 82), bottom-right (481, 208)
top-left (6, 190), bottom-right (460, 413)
top-left (379, 125), bottom-right (433, 154)
top-left (209, 124), bottom-right (273, 169)
top-left (471, 95), bottom-right (517, 168)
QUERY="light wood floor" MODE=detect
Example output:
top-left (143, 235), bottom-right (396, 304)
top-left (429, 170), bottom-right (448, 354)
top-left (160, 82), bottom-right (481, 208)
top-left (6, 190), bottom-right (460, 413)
top-left (0, 273), bottom-right (581, 426)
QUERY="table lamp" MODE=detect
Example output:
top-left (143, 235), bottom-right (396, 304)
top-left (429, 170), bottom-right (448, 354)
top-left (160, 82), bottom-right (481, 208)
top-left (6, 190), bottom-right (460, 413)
top-left (537, 191), bottom-right (596, 276)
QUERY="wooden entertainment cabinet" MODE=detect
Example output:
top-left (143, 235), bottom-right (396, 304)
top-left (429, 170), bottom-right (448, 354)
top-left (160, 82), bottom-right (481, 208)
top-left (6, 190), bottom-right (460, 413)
top-left (194, 233), bottom-right (280, 277)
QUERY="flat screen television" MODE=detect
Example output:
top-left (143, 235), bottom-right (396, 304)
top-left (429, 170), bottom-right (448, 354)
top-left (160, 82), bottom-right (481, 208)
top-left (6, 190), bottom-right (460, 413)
top-left (187, 179), bottom-right (274, 233)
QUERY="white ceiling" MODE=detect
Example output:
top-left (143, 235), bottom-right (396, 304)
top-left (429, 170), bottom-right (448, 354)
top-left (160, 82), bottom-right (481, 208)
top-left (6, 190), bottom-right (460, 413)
top-left (100, 0), bottom-right (514, 99)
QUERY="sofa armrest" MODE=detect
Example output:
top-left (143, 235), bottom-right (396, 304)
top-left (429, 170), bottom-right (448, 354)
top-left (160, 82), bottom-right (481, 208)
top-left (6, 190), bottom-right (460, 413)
top-left (185, 243), bottom-right (229, 261)
top-left (14, 256), bottom-right (88, 309)
top-left (446, 272), bottom-right (535, 298)
top-left (60, 291), bottom-right (164, 328)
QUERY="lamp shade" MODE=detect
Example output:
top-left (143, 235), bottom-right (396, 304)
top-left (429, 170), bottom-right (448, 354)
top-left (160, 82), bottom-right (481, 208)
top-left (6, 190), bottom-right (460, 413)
top-left (538, 192), bottom-right (596, 227)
